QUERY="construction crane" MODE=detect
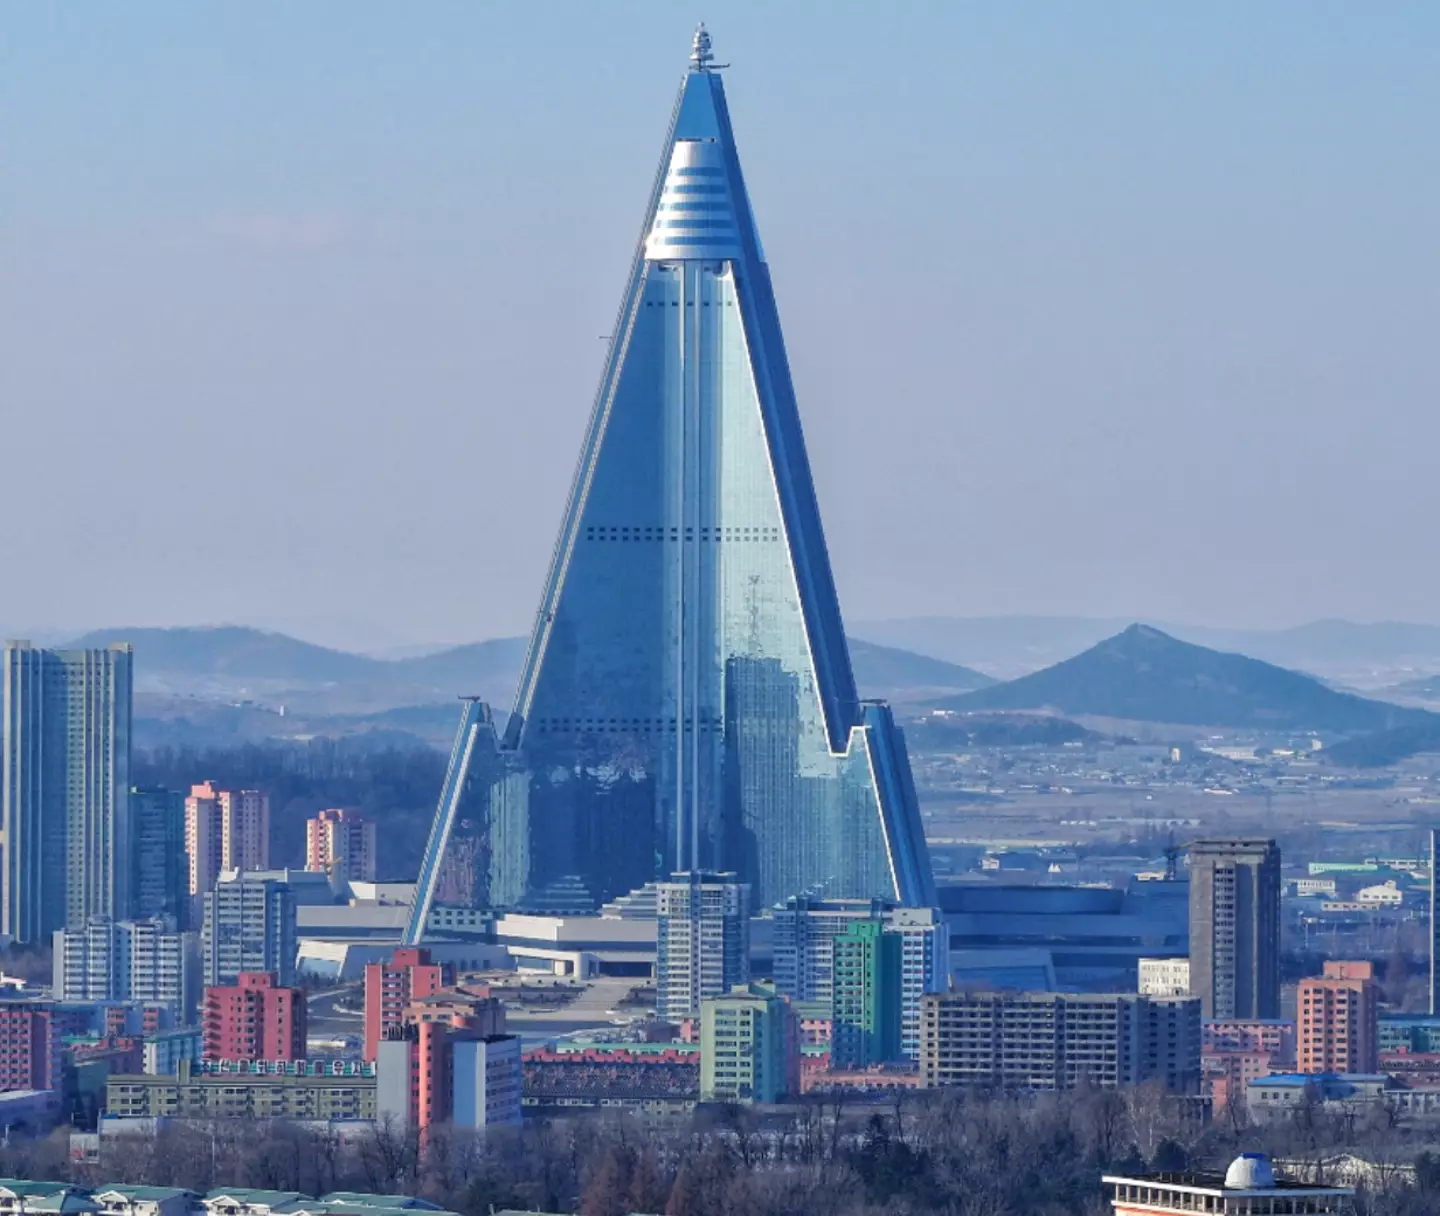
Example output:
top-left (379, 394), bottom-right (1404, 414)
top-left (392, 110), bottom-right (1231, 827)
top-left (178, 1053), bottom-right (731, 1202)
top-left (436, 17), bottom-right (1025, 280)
top-left (403, 697), bottom-right (485, 946)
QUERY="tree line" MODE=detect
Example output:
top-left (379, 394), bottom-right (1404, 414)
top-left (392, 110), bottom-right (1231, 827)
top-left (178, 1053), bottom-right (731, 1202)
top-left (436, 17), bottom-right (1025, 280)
top-left (0, 1084), bottom-right (1432, 1216)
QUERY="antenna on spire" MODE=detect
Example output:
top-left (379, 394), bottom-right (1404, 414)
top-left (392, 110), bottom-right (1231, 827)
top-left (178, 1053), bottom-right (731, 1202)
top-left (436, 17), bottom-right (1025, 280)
top-left (689, 23), bottom-right (727, 72)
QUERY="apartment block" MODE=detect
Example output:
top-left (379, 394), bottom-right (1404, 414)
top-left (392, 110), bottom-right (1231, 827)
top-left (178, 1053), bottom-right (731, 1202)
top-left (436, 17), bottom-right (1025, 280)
top-left (375, 1022), bottom-right (521, 1131)
top-left (1298, 961), bottom-right (1379, 1075)
top-left (305, 809), bottom-right (377, 885)
top-left (0, 1002), bottom-right (61, 1092)
top-left (2, 643), bottom-right (133, 944)
top-left (186, 782), bottom-right (270, 897)
top-left (53, 917), bottom-right (198, 1019)
top-left (831, 919), bottom-right (901, 1068)
top-left (918, 991), bottom-right (1201, 1092)
top-left (699, 981), bottom-right (798, 1104)
top-left (655, 872), bottom-right (749, 1022)
top-left (202, 972), bottom-right (306, 1062)
top-left (106, 1058), bottom-right (375, 1121)
top-left (363, 947), bottom-right (454, 1062)
top-left (772, 897), bottom-right (943, 1061)
top-left (200, 874), bottom-right (296, 986)
top-left (1188, 839), bottom-right (1281, 1019)
top-left (888, 907), bottom-right (946, 1060)
top-left (772, 896), bottom-right (890, 1003)
top-left (131, 787), bottom-right (187, 926)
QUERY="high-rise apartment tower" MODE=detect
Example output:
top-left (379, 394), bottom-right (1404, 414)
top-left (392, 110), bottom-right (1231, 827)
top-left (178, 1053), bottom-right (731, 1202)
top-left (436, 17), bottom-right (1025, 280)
top-left (1297, 961), bottom-right (1379, 1075)
top-left (201, 873), bottom-right (297, 987)
top-left (186, 782), bottom-right (270, 897)
top-left (132, 786), bottom-right (187, 926)
top-left (1188, 838), bottom-right (1282, 1020)
top-left (306, 808), bottom-right (377, 885)
top-left (412, 26), bottom-right (935, 916)
top-left (2, 643), bottom-right (133, 943)
top-left (655, 870), bottom-right (749, 1022)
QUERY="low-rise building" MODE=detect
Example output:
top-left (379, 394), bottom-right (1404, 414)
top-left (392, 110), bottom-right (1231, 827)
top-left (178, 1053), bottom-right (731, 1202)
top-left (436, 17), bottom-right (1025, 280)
top-left (94, 1186), bottom-right (199, 1216)
top-left (105, 1059), bottom-right (376, 1122)
top-left (1104, 1153), bottom-right (1353, 1215)
top-left (522, 1043), bottom-right (699, 1113)
top-left (1245, 1072), bottom-right (1393, 1122)
top-left (0, 1181), bottom-right (98, 1216)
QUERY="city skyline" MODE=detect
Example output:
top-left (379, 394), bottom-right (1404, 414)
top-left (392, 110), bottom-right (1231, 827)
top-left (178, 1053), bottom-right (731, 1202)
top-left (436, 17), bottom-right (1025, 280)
top-left (5, 6), bottom-right (1439, 649)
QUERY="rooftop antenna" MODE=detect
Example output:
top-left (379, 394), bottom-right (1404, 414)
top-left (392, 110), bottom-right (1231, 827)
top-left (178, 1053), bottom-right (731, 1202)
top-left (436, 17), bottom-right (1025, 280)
top-left (689, 23), bottom-right (728, 72)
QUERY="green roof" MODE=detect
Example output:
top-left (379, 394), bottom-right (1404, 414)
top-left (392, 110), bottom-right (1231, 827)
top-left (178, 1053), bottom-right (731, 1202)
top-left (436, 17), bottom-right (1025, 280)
top-left (317, 1197), bottom-right (439, 1211)
top-left (206, 1192), bottom-right (309, 1207)
top-left (95, 1187), bottom-right (199, 1202)
top-left (0, 1183), bottom-right (80, 1199)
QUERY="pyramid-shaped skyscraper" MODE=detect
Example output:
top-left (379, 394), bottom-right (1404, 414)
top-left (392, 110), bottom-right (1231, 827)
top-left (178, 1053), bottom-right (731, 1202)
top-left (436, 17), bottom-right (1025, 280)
top-left (421, 29), bottom-right (935, 917)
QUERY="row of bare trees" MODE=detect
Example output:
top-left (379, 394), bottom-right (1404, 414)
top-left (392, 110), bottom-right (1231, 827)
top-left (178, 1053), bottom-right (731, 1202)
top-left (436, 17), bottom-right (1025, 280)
top-left (0, 1084), bottom-right (1436, 1216)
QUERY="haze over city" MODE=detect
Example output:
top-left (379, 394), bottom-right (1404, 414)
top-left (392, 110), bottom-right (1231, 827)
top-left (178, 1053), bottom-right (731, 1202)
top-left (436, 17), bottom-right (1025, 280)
top-left (5, 3), bottom-right (1439, 650)
top-left (9, 10), bottom-right (1440, 1216)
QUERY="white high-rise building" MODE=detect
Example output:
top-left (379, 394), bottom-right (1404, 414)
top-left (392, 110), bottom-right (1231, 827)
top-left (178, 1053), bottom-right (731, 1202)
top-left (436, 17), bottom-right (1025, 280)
top-left (201, 873), bottom-right (297, 986)
top-left (655, 871), bottom-right (749, 1021)
top-left (887, 906), bottom-right (946, 1061)
top-left (53, 916), bottom-right (198, 1017)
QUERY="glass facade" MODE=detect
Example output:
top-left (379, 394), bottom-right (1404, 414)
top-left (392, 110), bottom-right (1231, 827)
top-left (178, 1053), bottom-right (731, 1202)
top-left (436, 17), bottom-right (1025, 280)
top-left (2, 643), bottom-right (133, 943)
top-left (436, 57), bottom-right (935, 913)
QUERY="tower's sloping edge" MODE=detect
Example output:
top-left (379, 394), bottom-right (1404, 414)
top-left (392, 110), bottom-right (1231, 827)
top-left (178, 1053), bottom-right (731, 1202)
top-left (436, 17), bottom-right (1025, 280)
top-left (504, 80), bottom-right (691, 746)
top-left (694, 69), bottom-right (863, 754)
top-left (860, 703), bottom-right (938, 907)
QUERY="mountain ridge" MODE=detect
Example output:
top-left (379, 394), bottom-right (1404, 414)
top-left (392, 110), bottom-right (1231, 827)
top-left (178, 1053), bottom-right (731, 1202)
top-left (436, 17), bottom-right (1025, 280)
top-left (935, 624), bottom-right (1432, 733)
top-left (852, 614), bottom-right (1440, 683)
top-left (63, 624), bottom-right (992, 715)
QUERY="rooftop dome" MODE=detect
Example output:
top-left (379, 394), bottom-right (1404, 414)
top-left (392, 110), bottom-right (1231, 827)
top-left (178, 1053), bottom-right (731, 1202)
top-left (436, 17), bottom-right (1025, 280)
top-left (1224, 1153), bottom-right (1276, 1190)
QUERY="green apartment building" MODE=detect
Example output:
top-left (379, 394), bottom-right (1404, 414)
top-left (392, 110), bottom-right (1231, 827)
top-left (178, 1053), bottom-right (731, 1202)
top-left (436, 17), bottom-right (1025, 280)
top-left (831, 920), bottom-right (902, 1068)
top-left (699, 982), bottom-right (796, 1104)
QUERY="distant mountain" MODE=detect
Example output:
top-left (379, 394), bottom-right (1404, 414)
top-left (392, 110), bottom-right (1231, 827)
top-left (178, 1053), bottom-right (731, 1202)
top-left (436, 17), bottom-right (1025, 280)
top-left (847, 639), bottom-right (993, 698)
top-left (66, 626), bottom-right (979, 736)
top-left (1324, 722), bottom-right (1440, 769)
top-left (853, 616), bottom-right (1133, 678)
top-left (934, 624), bottom-right (1432, 732)
top-left (66, 626), bottom-right (526, 713)
top-left (67, 625), bottom-right (373, 683)
top-left (852, 615), bottom-right (1440, 685)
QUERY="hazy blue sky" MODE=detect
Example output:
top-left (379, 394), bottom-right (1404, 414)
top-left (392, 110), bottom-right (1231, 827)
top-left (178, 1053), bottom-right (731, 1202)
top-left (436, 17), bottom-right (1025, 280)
top-left (4, 3), bottom-right (1437, 650)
